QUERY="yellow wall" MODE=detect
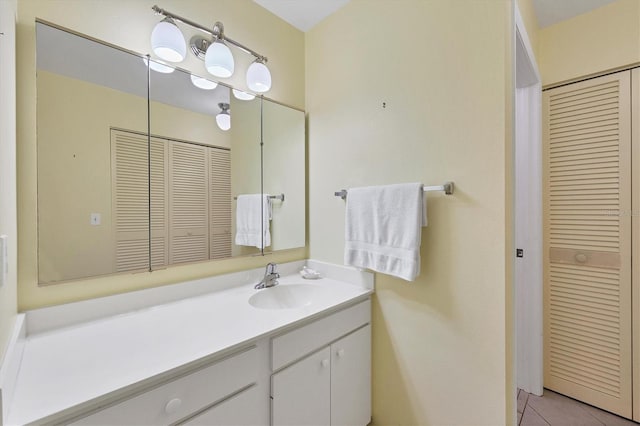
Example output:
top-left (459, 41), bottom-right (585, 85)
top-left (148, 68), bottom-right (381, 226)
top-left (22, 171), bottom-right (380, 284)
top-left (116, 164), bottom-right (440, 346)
top-left (17, 0), bottom-right (305, 309)
top-left (306, 0), bottom-right (514, 424)
top-left (0, 0), bottom-right (17, 363)
top-left (539, 0), bottom-right (640, 86)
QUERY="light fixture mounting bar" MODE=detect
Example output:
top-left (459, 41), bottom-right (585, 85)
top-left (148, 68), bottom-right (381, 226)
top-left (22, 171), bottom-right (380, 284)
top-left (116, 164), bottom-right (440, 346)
top-left (152, 5), bottom-right (267, 62)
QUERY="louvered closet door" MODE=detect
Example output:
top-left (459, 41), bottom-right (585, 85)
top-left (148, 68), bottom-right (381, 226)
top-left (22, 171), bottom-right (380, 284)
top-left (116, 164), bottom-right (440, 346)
top-left (543, 72), bottom-right (632, 417)
top-left (111, 130), bottom-right (150, 273)
top-left (150, 136), bottom-right (169, 269)
top-left (209, 148), bottom-right (232, 259)
top-left (168, 141), bottom-right (209, 264)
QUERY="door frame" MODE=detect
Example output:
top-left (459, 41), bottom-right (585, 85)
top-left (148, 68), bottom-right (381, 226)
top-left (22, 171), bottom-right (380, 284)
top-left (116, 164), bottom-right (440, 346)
top-left (514, 4), bottom-right (543, 397)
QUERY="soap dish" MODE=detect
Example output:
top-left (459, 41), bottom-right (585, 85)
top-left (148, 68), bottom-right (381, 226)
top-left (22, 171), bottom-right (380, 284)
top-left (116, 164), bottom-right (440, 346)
top-left (301, 272), bottom-right (322, 280)
top-left (299, 267), bottom-right (322, 280)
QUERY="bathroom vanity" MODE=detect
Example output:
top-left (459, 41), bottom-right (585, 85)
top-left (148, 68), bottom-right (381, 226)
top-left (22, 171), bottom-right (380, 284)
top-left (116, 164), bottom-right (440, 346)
top-left (0, 260), bottom-right (373, 425)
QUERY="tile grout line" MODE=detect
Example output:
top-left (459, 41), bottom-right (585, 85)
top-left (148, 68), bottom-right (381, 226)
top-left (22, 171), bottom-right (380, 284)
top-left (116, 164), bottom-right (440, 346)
top-left (527, 403), bottom-right (552, 426)
top-left (573, 401), bottom-right (607, 426)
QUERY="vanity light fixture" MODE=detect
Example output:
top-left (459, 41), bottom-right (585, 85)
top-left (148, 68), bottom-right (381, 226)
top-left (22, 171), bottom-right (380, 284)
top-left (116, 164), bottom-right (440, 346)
top-left (151, 5), bottom-right (272, 92)
top-left (246, 59), bottom-right (271, 93)
top-left (191, 74), bottom-right (218, 90)
top-left (216, 103), bottom-right (231, 131)
top-left (150, 17), bottom-right (186, 62)
top-left (143, 57), bottom-right (175, 74)
top-left (232, 89), bottom-right (255, 101)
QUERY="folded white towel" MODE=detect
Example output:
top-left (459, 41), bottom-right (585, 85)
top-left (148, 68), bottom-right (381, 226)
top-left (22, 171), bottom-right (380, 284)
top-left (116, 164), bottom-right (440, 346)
top-left (235, 194), bottom-right (271, 249)
top-left (344, 183), bottom-right (424, 281)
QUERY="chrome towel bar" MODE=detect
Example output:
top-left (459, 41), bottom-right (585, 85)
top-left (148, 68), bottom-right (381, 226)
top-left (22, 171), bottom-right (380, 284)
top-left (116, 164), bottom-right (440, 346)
top-left (334, 182), bottom-right (454, 200)
top-left (234, 193), bottom-right (285, 201)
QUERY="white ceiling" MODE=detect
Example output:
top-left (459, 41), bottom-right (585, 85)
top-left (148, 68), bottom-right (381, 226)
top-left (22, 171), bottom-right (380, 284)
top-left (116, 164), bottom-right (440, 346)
top-left (253, 0), bottom-right (351, 32)
top-left (254, 0), bottom-right (621, 32)
top-left (532, 0), bottom-right (619, 28)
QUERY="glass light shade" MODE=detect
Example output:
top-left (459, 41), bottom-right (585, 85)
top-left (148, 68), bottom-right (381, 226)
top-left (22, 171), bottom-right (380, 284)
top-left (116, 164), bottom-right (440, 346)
top-left (190, 75), bottom-right (218, 90)
top-left (216, 112), bottom-right (231, 131)
top-left (246, 61), bottom-right (271, 93)
top-left (143, 57), bottom-right (174, 74)
top-left (205, 42), bottom-right (234, 78)
top-left (232, 89), bottom-right (255, 101)
top-left (150, 19), bottom-right (186, 63)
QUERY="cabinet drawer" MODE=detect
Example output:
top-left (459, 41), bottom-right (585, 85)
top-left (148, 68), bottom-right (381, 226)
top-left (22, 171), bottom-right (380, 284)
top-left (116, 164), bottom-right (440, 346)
top-left (272, 299), bottom-right (370, 371)
top-left (71, 346), bottom-right (258, 425)
top-left (181, 385), bottom-right (264, 425)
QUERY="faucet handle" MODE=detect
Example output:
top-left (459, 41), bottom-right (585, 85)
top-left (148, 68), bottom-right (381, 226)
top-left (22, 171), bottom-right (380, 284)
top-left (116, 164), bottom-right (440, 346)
top-left (266, 262), bottom-right (278, 274)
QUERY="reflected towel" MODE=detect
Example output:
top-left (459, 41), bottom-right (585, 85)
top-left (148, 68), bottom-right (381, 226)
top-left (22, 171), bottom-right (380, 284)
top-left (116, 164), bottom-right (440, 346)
top-left (235, 194), bottom-right (271, 249)
top-left (344, 183), bottom-right (424, 281)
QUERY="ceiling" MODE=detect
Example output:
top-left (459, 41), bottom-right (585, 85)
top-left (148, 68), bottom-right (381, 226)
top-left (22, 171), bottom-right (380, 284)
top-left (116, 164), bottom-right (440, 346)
top-left (532, 0), bottom-right (619, 28)
top-left (253, 0), bottom-right (351, 32)
top-left (254, 0), bottom-right (621, 32)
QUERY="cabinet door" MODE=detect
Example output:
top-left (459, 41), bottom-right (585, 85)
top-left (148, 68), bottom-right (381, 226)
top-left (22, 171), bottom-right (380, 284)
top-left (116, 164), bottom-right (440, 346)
top-left (331, 325), bottom-right (371, 426)
top-left (271, 347), bottom-right (331, 426)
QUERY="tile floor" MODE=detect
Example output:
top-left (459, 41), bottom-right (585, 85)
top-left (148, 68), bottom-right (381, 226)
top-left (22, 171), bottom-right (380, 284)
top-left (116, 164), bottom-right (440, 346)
top-left (518, 389), bottom-right (638, 426)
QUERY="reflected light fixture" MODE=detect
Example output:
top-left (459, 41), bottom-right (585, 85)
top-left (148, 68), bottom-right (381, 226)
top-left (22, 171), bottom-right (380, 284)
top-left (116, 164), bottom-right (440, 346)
top-left (216, 103), bottom-right (231, 131)
top-left (143, 57), bottom-right (175, 74)
top-left (191, 74), bottom-right (218, 90)
top-left (232, 89), bottom-right (255, 101)
top-left (150, 17), bottom-right (186, 62)
top-left (151, 5), bottom-right (272, 92)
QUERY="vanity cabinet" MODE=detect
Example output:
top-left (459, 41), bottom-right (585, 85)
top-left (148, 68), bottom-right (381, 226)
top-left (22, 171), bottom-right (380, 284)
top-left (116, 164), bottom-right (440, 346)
top-left (70, 346), bottom-right (260, 425)
top-left (270, 300), bottom-right (371, 426)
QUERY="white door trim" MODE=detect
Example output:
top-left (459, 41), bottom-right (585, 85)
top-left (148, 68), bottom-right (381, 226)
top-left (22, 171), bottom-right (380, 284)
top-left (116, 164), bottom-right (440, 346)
top-left (514, 4), bottom-right (543, 396)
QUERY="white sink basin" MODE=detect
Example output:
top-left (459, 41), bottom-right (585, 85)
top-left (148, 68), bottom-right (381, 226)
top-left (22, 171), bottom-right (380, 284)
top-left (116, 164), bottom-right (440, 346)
top-left (249, 284), bottom-right (318, 310)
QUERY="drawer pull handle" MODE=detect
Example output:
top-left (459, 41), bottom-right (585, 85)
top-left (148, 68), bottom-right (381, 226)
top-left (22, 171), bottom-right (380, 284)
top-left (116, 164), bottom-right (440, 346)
top-left (321, 359), bottom-right (329, 368)
top-left (165, 398), bottom-right (182, 414)
top-left (575, 253), bottom-right (588, 263)
top-left (337, 349), bottom-right (345, 358)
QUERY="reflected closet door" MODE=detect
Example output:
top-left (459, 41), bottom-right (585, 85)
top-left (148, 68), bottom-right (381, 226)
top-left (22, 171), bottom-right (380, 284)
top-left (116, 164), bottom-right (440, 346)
top-left (543, 71), bottom-right (632, 418)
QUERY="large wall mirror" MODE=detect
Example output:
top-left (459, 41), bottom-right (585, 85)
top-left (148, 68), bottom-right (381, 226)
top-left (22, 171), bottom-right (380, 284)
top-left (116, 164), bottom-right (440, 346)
top-left (36, 21), bottom-right (306, 285)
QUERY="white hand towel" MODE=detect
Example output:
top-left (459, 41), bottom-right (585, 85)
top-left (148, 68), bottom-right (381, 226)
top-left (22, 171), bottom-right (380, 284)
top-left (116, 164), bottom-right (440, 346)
top-left (235, 194), bottom-right (272, 249)
top-left (344, 183), bottom-right (424, 281)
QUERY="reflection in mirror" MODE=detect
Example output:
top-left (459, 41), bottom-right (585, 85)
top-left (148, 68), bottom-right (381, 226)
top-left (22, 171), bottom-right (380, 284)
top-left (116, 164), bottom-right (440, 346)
top-left (262, 99), bottom-right (306, 253)
top-left (36, 22), bottom-right (307, 285)
top-left (149, 67), bottom-right (264, 267)
top-left (230, 94), bottom-right (263, 256)
top-left (36, 22), bottom-right (149, 284)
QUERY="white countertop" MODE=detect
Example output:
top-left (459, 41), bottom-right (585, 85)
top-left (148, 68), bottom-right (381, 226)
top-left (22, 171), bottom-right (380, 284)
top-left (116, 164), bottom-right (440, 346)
top-left (5, 260), bottom-right (373, 425)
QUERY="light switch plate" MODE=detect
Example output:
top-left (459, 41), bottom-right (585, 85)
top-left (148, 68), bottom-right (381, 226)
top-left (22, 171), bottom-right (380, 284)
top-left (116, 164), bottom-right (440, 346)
top-left (0, 234), bottom-right (7, 287)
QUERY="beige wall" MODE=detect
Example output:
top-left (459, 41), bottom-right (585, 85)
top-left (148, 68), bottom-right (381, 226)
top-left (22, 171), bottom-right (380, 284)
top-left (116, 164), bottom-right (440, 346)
top-left (18, 0), bottom-right (305, 309)
top-left (0, 0), bottom-right (17, 363)
top-left (539, 0), bottom-right (640, 86)
top-left (306, 0), bottom-right (514, 424)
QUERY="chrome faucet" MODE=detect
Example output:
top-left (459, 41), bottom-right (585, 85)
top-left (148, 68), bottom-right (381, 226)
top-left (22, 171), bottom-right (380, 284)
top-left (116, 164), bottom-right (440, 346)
top-left (255, 263), bottom-right (280, 289)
